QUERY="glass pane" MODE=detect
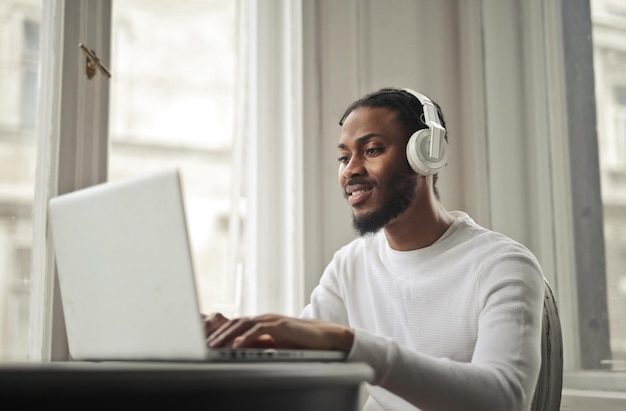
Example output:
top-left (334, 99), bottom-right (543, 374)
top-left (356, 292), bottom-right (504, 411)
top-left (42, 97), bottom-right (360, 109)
top-left (109, 0), bottom-right (241, 316)
top-left (0, 0), bottom-right (43, 360)
top-left (592, 0), bottom-right (626, 371)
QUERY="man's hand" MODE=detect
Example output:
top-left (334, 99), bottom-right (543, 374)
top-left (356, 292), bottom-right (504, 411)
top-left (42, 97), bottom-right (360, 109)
top-left (202, 312), bottom-right (230, 337)
top-left (203, 313), bottom-right (354, 353)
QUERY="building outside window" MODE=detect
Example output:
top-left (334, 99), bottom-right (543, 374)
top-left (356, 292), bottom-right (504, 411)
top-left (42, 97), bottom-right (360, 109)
top-left (592, 0), bottom-right (626, 371)
top-left (20, 19), bottom-right (40, 129)
top-left (612, 87), bottom-right (626, 171)
top-left (0, 0), bottom-right (42, 361)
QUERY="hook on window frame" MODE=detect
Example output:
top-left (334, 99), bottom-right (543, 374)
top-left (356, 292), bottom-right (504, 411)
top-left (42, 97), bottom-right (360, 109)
top-left (78, 43), bottom-right (111, 79)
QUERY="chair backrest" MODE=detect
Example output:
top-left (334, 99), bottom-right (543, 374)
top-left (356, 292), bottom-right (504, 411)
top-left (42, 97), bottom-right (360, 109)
top-left (531, 278), bottom-right (563, 411)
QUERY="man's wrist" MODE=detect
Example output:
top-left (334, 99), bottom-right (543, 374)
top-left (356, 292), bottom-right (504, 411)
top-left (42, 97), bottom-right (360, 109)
top-left (335, 326), bottom-right (355, 352)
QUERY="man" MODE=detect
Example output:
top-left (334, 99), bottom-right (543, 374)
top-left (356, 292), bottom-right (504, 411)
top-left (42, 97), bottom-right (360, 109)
top-left (205, 87), bottom-right (545, 411)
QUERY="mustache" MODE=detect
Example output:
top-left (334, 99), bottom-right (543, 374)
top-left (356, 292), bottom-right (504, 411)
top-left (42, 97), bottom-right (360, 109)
top-left (344, 177), bottom-right (375, 187)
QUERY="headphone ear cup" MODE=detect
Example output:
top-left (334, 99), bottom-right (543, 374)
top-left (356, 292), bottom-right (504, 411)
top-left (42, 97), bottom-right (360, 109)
top-left (406, 129), bottom-right (449, 175)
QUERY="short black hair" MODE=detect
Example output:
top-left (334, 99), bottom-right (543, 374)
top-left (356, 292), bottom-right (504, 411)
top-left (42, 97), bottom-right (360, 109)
top-left (339, 87), bottom-right (448, 199)
top-left (339, 87), bottom-right (447, 139)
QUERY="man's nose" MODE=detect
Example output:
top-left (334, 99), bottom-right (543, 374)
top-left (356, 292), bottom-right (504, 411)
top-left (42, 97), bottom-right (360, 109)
top-left (341, 156), bottom-right (365, 179)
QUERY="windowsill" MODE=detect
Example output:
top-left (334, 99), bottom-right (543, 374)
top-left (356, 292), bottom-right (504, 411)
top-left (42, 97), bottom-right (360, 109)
top-left (561, 371), bottom-right (626, 410)
top-left (564, 370), bottom-right (626, 392)
top-left (561, 388), bottom-right (626, 410)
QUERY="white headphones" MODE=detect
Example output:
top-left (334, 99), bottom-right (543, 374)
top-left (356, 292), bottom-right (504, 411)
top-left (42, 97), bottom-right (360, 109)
top-left (403, 88), bottom-right (449, 175)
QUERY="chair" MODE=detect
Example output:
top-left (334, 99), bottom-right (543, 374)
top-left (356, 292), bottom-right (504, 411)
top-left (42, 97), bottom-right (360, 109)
top-left (531, 278), bottom-right (563, 411)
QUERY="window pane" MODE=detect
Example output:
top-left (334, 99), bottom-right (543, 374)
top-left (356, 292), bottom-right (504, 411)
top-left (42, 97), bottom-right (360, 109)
top-left (0, 0), bottom-right (43, 360)
top-left (592, 0), bottom-right (626, 371)
top-left (109, 0), bottom-right (242, 316)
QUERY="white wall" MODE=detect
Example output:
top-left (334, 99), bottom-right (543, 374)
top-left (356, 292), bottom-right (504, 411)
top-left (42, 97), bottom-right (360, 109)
top-left (302, 0), bottom-right (464, 298)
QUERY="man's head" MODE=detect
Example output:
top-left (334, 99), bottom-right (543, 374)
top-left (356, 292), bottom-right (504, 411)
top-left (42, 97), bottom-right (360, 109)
top-left (337, 87), bottom-right (448, 236)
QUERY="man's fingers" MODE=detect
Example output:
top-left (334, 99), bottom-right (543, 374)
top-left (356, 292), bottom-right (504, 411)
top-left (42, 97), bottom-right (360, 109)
top-left (202, 312), bottom-right (228, 335)
top-left (205, 314), bottom-right (353, 352)
top-left (234, 334), bottom-right (276, 349)
top-left (207, 317), bottom-right (258, 348)
top-left (232, 319), bottom-right (298, 349)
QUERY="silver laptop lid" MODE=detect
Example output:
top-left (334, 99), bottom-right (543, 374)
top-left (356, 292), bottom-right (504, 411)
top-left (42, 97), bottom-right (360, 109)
top-left (49, 167), bottom-right (208, 361)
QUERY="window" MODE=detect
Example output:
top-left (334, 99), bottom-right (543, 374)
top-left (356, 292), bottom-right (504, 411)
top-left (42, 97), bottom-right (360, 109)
top-left (108, 0), bottom-right (241, 317)
top-left (0, 0), bottom-right (42, 361)
top-left (0, 0), bottom-right (244, 361)
top-left (592, 0), bottom-right (626, 372)
top-left (17, 0), bottom-right (305, 362)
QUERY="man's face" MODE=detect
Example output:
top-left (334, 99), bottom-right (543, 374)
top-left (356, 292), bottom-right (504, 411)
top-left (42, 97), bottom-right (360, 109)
top-left (337, 106), bottom-right (417, 236)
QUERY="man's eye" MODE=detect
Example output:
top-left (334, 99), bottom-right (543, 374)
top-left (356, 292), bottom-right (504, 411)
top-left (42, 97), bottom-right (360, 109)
top-left (366, 147), bottom-right (383, 156)
top-left (338, 155), bottom-right (349, 164)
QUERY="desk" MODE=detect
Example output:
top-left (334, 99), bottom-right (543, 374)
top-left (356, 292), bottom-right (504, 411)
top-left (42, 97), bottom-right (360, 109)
top-left (0, 361), bottom-right (373, 410)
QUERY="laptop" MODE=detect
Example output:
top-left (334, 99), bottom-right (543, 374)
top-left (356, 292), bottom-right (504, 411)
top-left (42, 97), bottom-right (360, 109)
top-left (48, 167), bottom-right (346, 363)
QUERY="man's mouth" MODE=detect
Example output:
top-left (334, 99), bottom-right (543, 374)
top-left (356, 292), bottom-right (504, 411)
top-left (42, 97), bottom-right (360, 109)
top-left (345, 183), bottom-right (374, 206)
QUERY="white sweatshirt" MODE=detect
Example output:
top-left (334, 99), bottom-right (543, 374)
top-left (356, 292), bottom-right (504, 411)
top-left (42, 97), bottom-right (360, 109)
top-left (301, 211), bottom-right (545, 411)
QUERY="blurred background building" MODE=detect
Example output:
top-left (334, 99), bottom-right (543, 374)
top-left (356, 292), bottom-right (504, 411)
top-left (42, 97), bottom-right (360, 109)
top-left (592, 0), bottom-right (626, 369)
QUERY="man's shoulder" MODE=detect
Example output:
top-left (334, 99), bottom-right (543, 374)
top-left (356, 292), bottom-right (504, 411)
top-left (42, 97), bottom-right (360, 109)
top-left (449, 212), bottom-right (541, 264)
top-left (453, 212), bottom-right (529, 245)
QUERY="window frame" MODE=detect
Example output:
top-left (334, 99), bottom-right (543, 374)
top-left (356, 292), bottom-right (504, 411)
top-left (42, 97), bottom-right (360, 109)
top-left (460, 1), bottom-right (625, 402)
top-left (533, 0), bottom-right (626, 404)
top-left (560, 0), bottom-right (612, 372)
top-left (30, 0), bottom-right (111, 361)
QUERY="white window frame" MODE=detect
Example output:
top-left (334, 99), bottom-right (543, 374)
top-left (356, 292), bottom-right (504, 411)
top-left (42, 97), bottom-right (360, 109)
top-left (30, 0), bottom-right (111, 361)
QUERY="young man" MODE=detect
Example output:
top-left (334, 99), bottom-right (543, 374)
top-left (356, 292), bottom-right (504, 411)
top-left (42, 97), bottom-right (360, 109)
top-left (205, 88), bottom-right (545, 411)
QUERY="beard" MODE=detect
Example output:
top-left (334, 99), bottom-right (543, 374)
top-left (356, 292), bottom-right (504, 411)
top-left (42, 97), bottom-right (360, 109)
top-left (351, 173), bottom-right (417, 236)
